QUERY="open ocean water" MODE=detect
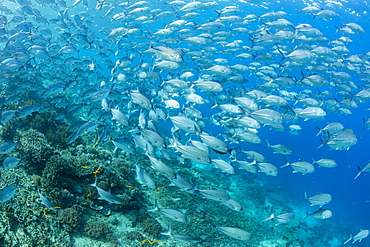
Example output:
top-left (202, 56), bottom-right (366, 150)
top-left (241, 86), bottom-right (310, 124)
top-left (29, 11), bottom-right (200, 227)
top-left (0, 0), bottom-right (369, 246)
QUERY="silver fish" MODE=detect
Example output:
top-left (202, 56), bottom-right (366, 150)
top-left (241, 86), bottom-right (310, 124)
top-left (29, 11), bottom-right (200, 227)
top-left (211, 159), bottom-right (234, 174)
top-left (308, 208), bottom-right (332, 220)
top-left (173, 141), bottom-right (211, 164)
top-left (148, 201), bottom-right (186, 222)
top-left (282, 158), bottom-right (315, 174)
top-left (250, 109), bottom-right (282, 125)
top-left (264, 211), bottom-right (295, 225)
top-left (90, 178), bottom-right (123, 204)
top-left (200, 134), bottom-right (228, 154)
top-left (266, 140), bottom-right (293, 155)
top-left (222, 198), bottom-right (243, 211)
top-left (161, 226), bottom-right (201, 243)
top-left (215, 226), bottom-right (251, 241)
top-left (168, 174), bottom-right (194, 192)
top-left (312, 158), bottom-right (337, 168)
top-left (130, 90), bottom-right (152, 109)
top-left (139, 128), bottom-right (166, 149)
top-left (112, 137), bottom-right (135, 155)
top-left (170, 116), bottom-right (201, 134)
top-left (197, 189), bottom-right (230, 202)
top-left (258, 162), bottom-right (279, 176)
top-left (343, 229), bottom-right (369, 244)
top-left (37, 187), bottom-right (58, 208)
top-left (147, 154), bottom-right (176, 179)
top-left (305, 192), bottom-right (332, 207)
top-left (237, 160), bottom-right (258, 174)
top-left (111, 108), bottom-right (129, 126)
top-left (135, 162), bottom-right (156, 189)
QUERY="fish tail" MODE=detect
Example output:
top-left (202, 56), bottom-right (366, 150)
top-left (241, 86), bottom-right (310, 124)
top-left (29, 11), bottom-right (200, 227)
top-left (280, 156), bottom-right (290, 168)
top-left (311, 158), bottom-right (316, 164)
top-left (265, 139), bottom-right (271, 149)
top-left (263, 213), bottom-right (275, 221)
top-left (229, 148), bottom-right (237, 162)
top-left (277, 49), bottom-right (286, 63)
top-left (210, 100), bottom-right (218, 109)
top-left (343, 234), bottom-right (352, 245)
top-left (148, 200), bottom-right (160, 212)
top-left (303, 212), bottom-right (309, 221)
top-left (353, 166), bottom-right (362, 180)
top-left (91, 177), bottom-right (98, 187)
top-left (317, 137), bottom-right (328, 149)
top-left (315, 126), bottom-right (323, 136)
top-left (161, 225), bottom-right (172, 236)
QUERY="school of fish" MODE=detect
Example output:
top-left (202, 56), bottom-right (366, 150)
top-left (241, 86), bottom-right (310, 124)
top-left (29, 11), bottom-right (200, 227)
top-left (0, 0), bottom-right (369, 245)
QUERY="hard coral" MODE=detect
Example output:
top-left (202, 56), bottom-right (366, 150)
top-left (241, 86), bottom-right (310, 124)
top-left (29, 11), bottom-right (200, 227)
top-left (18, 129), bottom-right (54, 174)
top-left (84, 220), bottom-right (109, 239)
top-left (57, 206), bottom-right (82, 232)
top-left (135, 210), bottom-right (161, 239)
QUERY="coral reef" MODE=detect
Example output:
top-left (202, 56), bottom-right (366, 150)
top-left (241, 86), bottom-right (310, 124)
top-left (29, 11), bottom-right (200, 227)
top-left (57, 206), bottom-right (82, 232)
top-left (84, 220), bottom-right (109, 239)
top-left (134, 210), bottom-right (162, 239)
top-left (17, 129), bottom-right (54, 174)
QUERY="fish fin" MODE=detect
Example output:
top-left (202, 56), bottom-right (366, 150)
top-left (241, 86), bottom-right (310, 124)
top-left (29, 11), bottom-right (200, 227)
top-left (210, 101), bottom-right (218, 109)
top-left (161, 225), bottom-right (172, 236)
top-left (343, 234), bottom-right (352, 245)
top-left (148, 200), bottom-right (160, 212)
top-left (265, 139), bottom-right (270, 149)
top-left (303, 212), bottom-right (309, 221)
top-left (353, 166), bottom-right (362, 180)
top-left (263, 213), bottom-right (275, 221)
top-left (280, 156), bottom-right (290, 168)
top-left (315, 126), bottom-right (324, 136)
top-left (317, 137), bottom-right (327, 149)
top-left (91, 177), bottom-right (98, 187)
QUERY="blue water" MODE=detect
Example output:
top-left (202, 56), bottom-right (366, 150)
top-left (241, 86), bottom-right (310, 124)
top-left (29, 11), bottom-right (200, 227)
top-left (0, 0), bottom-right (370, 246)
